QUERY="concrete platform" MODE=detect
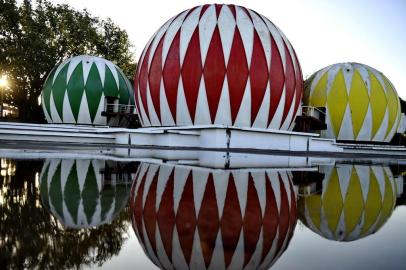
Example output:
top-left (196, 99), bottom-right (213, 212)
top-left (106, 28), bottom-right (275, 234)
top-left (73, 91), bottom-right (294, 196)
top-left (0, 122), bottom-right (406, 159)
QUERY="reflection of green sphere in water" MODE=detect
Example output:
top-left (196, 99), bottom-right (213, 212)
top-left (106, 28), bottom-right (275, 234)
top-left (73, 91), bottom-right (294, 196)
top-left (40, 159), bottom-right (131, 228)
top-left (298, 165), bottom-right (397, 241)
top-left (41, 55), bottom-right (134, 125)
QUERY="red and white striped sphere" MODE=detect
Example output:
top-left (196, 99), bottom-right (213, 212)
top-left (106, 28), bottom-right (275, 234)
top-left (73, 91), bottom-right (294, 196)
top-left (130, 163), bottom-right (297, 269)
top-left (134, 4), bottom-right (303, 129)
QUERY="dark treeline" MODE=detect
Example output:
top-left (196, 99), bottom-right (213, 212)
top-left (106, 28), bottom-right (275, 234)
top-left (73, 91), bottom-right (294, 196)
top-left (0, 0), bottom-right (137, 122)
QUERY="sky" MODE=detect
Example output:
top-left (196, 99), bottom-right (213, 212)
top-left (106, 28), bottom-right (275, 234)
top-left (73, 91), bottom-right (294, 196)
top-left (50, 0), bottom-right (406, 98)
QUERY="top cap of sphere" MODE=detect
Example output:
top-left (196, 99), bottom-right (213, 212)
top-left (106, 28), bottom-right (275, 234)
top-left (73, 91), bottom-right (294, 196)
top-left (135, 4), bottom-right (303, 129)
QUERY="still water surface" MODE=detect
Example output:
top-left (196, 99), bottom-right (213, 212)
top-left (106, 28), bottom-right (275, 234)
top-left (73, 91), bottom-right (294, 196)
top-left (1, 157), bottom-right (406, 269)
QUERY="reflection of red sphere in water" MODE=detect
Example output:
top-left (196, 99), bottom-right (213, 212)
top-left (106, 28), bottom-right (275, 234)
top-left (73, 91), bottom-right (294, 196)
top-left (130, 163), bottom-right (297, 269)
top-left (134, 4), bottom-right (303, 129)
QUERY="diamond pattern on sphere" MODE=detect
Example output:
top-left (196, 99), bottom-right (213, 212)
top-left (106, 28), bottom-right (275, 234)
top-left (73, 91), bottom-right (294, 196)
top-left (163, 31), bottom-right (181, 121)
top-left (130, 164), bottom-right (298, 270)
top-left (220, 175), bottom-right (243, 267)
top-left (343, 170), bottom-right (364, 234)
top-left (52, 63), bottom-right (69, 120)
top-left (85, 63), bottom-right (103, 122)
top-left (322, 169), bottom-right (344, 233)
top-left (117, 69), bottom-right (131, 105)
top-left (276, 175), bottom-right (290, 252)
top-left (133, 171), bottom-right (148, 244)
top-left (310, 71), bottom-right (328, 107)
top-left (66, 62), bottom-right (84, 122)
top-left (250, 30), bottom-right (269, 124)
top-left (181, 28), bottom-right (203, 122)
top-left (104, 64), bottom-right (119, 97)
top-left (138, 46), bottom-right (153, 124)
top-left (227, 28), bottom-right (249, 124)
top-left (143, 175), bottom-right (158, 253)
top-left (268, 36), bottom-right (285, 127)
top-left (348, 70), bottom-right (370, 138)
top-left (175, 173), bottom-right (197, 264)
top-left (243, 175), bottom-right (262, 266)
top-left (42, 66), bottom-right (58, 118)
top-left (82, 163), bottom-right (99, 224)
top-left (282, 42), bottom-right (296, 126)
top-left (64, 162), bottom-right (81, 224)
top-left (369, 71), bottom-right (387, 137)
top-left (134, 4), bottom-right (303, 129)
top-left (262, 175), bottom-right (279, 260)
top-left (327, 70), bottom-right (348, 138)
top-left (203, 26), bottom-right (226, 123)
top-left (157, 171), bottom-right (175, 258)
top-left (384, 77), bottom-right (399, 138)
top-left (148, 35), bottom-right (165, 121)
top-left (197, 174), bottom-right (220, 267)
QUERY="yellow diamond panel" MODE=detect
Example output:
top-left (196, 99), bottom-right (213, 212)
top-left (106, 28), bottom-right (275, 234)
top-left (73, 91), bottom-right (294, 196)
top-left (377, 173), bottom-right (395, 228)
top-left (305, 195), bottom-right (322, 231)
top-left (323, 169), bottom-right (343, 233)
top-left (361, 170), bottom-right (382, 236)
top-left (344, 168), bottom-right (364, 234)
top-left (349, 70), bottom-right (370, 138)
top-left (369, 71), bottom-right (387, 138)
top-left (310, 71), bottom-right (328, 107)
top-left (383, 77), bottom-right (400, 138)
top-left (327, 70), bottom-right (348, 138)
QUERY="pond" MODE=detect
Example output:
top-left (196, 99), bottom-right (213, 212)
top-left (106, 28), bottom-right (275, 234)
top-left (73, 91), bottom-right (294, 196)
top-left (1, 154), bottom-right (405, 269)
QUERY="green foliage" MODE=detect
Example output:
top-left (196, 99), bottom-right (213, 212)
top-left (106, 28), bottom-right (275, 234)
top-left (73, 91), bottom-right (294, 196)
top-left (0, 0), bottom-right (137, 122)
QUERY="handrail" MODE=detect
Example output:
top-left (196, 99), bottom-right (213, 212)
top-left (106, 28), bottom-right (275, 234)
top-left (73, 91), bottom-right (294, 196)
top-left (301, 106), bottom-right (326, 116)
top-left (104, 104), bottom-right (136, 114)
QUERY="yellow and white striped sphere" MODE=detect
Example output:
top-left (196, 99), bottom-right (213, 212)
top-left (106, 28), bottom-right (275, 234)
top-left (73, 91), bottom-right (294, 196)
top-left (304, 63), bottom-right (401, 142)
top-left (298, 165), bottom-right (397, 241)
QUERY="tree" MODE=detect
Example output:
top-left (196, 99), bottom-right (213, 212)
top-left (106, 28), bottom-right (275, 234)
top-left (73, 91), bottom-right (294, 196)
top-left (0, 0), bottom-right (137, 122)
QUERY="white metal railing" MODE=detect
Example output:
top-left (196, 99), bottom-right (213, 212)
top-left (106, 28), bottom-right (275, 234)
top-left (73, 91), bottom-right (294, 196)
top-left (301, 106), bottom-right (326, 120)
top-left (105, 104), bottom-right (136, 114)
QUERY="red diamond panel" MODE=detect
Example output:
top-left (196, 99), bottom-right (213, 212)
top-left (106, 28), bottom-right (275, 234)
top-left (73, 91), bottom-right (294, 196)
top-left (197, 174), bottom-right (220, 267)
top-left (268, 36), bottom-right (285, 127)
top-left (203, 26), bottom-right (226, 123)
top-left (148, 35), bottom-right (165, 122)
top-left (250, 30), bottom-right (269, 124)
top-left (143, 175), bottom-right (158, 254)
top-left (175, 173), bottom-right (197, 264)
top-left (243, 174), bottom-right (262, 266)
top-left (282, 42), bottom-right (296, 126)
top-left (163, 31), bottom-right (181, 121)
top-left (220, 175), bottom-right (243, 267)
top-left (157, 170), bottom-right (175, 259)
top-left (181, 28), bottom-right (202, 123)
top-left (138, 45), bottom-right (152, 123)
top-left (227, 28), bottom-right (249, 124)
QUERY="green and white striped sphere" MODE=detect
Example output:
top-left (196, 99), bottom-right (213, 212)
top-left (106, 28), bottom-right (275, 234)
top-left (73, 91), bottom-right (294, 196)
top-left (40, 159), bottom-right (131, 228)
top-left (41, 55), bottom-right (135, 125)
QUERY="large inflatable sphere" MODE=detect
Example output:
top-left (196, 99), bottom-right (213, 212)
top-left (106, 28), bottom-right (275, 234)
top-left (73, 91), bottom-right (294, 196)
top-left (130, 163), bottom-right (297, 269)
top-left (135, 4), bottom-right (303, 129)
top-left (298, 165), bottom-right (396, 241)
top-left (41, 55), bottom-right (134, 125)
top-left (304, 63), bottom-right (401, 142)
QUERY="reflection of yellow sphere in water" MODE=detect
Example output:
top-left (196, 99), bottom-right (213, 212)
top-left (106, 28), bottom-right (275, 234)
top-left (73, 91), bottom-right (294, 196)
top-left (299, 165), bottom-right (397, 241)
